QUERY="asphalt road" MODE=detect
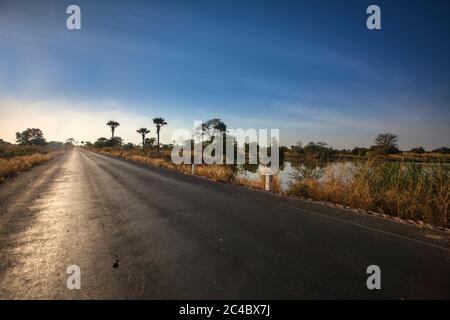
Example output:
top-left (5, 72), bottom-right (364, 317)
top-left (0, 148), bottom-right (449, 299)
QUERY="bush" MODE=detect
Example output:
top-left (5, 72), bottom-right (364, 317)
top-left (369, 145), bottom-right (401, 155)
top-left (432, 147), bottom-right (450, 154)
top-left (409, 147), bottom-right (426, 154)
top-left (94, 137), bottom-right (123, 148)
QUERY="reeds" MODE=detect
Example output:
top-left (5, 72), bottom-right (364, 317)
top-left (287, 159), bottom-right (450, 228)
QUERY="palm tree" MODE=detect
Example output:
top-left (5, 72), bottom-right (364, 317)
top-left (136, 128), bottom-right (150, 150)
top-left (153, 117), bottom-right (167, 155)
top-left (106, 121), bottom-right (120, 139)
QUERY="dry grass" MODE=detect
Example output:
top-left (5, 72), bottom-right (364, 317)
top-left (234, 173), bottom-right (281, 193)
top-left (94, 147), bottom-right (285, 192)
top-left (287, 160), bottom-right (450, 228)
top-left (234, 176), bottom-right (262, 189)
top-left (195, 165), bottom-right (235, 182)
top-left (386, 152), bottom-right (450, 162)
top-left (0, 151), bottom-right (62, 181)
top-left (258, 174), bottom-right (281, 193)
top-left (96, 148), bottom-right (236, 182)
top-left (95, 148), bottom-right (449, 227)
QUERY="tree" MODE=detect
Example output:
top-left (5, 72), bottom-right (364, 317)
top-left (65, 138), bottom-right (76, 147)
top-left (199, 118), bottom-right (227, 141)
top-left (373, 133), bottom-right (400, 154)
top-left (145, 137), bottom-right (156, 148)
top-left (94, 136), bottom-right (122, 148)
top-left (291, 141), bottom-right (303, 154)
top-left (123, 143), bottom-right (135, 150)
top-left (0, 139), bottom-right (11, 145)
top-left (409, 147), bottom-right (425, 154)
top-left (16, 128), bottom-right (46, 145)
top-left (375, 133), bottom-right (398, 148)
top-left (432, 147), bottom-right (450, 154)
top-left (107, 136), bottom-right (123, 147)
top-left (153, 117), bottom-right (167, 155)
top-left (351, 147), bottom-right (368, 156)
top-left (94, 137), bottom-right (109, 148)
top-left (136, 128), bottom-right (150, 150)
top-left (303, 142), bottom-right (333, 160)
top-left (106, 121), bottom-right (120, 139)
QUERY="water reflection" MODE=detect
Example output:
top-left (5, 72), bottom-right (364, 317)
top-left (234, 160), bottom-right (355, 192)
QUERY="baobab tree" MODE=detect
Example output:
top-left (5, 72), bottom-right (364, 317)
top-left (375, 133), bottom-right (398, 148)
top-left (106, 121), bottom-right (120, 139)
top-left (136, 128), bottom-right (150, 150)
top-left (153, 117), bottom-right (167, 155)
top-left (374, 133), bottom-right (400, 154)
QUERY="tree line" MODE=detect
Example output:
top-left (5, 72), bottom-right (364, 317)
top-left (288, 133), bottom-right (450, 159)
top-left (86, 117), bottom-right (167, 155)
top-left (6, 125), bottom-right (450, 157)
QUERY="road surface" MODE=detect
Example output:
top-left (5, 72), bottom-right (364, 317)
top-left (0, 148), bottom-right (449, 299)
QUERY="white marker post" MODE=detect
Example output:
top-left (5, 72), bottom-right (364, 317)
top-left (259, 166), bottom-right (273, 192)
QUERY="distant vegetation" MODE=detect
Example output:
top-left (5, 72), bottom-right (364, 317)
top-left (2, 121), bottom-right (449, 228)
top-left (285, 133), bottom-right (450, 163)
top-left (15, 128), bottom-right (46, 146)
top-left (86, 120), bottom-right (449, 228)
top-left (0, 128), bottom-right (66, 181)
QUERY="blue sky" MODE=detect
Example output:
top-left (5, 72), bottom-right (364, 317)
top-left (0, 0), bottom-right (449, 149)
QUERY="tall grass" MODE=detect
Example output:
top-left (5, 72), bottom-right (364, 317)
top-left (97, 148), bottom-right (235, 182)
top-left (96, 148), bottom-right (284, 190)
top-left (287, 159), bottom-right (450, 228)
top-left (0, 144), bottom-right (49, 159)
top-left (0, 152), bottom-right (61, 181)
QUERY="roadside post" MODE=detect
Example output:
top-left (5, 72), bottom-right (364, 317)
top-left (259, 166), bottom-right (273, 192)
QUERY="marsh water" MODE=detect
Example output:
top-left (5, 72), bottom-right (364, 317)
top-left (234, 160), bottom-right (356, 192)
top-left (235, 160), bottom-right (448, 192)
